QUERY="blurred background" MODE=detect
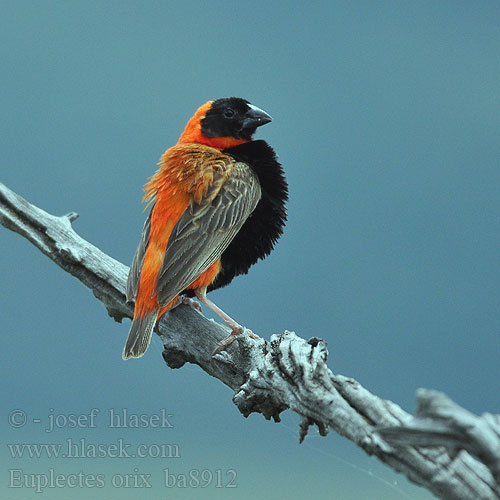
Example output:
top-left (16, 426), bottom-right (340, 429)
top-left (1, 1), bottom-right (499, 499)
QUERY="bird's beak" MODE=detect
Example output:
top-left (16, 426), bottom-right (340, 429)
top-left (242, 104), bottom-right (273, 129)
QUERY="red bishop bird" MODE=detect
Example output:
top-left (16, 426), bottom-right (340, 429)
top-left (123, 97), bottom-right (287, 359)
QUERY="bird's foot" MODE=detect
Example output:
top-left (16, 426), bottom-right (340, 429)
top-left (212, 326), bottom-right (259, 356)
top-left (176, 295), bottom-right (202, 312)
top-left (246, 329), bottom-right (260, 340)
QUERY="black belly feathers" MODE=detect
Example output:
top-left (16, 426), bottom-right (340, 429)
top-left (207, 139), bottom-right (288, 292)
top-left (180, 139), bottom-right (287, 296)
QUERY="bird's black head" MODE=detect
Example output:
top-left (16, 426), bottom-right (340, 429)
top-left (201, 97), bottom-right (272, 141)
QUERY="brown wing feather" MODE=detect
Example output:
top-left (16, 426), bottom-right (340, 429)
top-left (125, 211), bottom-right (152, 302)
top-left (156, 162), bottom-right (261, 306)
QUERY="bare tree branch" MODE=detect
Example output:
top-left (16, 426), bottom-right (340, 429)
top-left (378, 389), bottom-right (500, 485)
top-left (1, 182), bottom-right (498, 500)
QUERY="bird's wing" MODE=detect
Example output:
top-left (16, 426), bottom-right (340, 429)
top-left (126, 210), bottom-right (152, 302)
top-left (156, 161), bottom-right (261, 306)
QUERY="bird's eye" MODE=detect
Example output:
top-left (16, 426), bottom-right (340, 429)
top-left (224, 108), bottom-right (235, 118)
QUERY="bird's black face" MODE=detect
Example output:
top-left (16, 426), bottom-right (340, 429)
top-left (201, 97), bottom-right (272, 140)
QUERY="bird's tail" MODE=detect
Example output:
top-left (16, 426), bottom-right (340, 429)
top-left (122, 310), bottom-right (159, 360)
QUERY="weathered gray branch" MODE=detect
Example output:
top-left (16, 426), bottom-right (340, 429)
top-left (378, 390), bottom-right (500, 486)
top-left (1, 181), bottom-right (498, 500)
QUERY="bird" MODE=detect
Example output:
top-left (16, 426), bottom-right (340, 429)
top-left (123, 97), bottom-right (288, 360)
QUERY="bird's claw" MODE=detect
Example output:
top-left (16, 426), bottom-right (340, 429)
top-left (245, 328), bottom-right (259, 340)
top-left (177, 295), bottom-right (202, 312)
top-left (212, 335), bottom-right (237, 356)
top-left (211, 326), bottom-right (260, 356)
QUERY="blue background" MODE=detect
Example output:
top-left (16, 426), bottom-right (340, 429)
top-left (1, 1), bottom-right (499, 499)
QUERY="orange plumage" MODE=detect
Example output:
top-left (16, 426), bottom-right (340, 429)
top-left (133, 146), bottom-right (229, 317)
